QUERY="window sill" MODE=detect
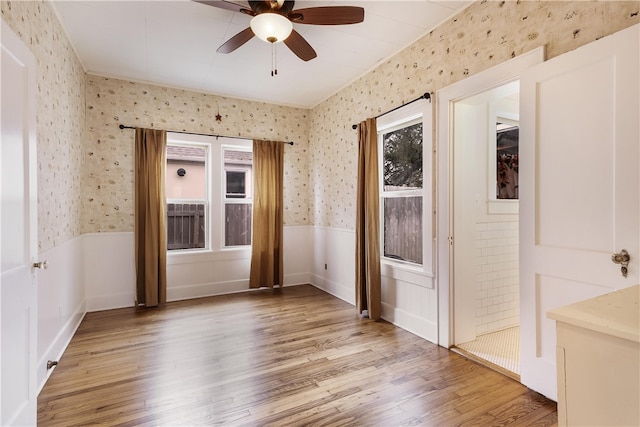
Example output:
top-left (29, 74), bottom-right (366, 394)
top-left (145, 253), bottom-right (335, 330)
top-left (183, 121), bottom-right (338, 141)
top-left (167, 246), bottom-right (251, 265)
top-left (380, 259), bottom-right (434, 289)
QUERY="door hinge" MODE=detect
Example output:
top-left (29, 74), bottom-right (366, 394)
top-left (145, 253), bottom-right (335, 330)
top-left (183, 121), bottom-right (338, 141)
top-left (448, 236), bottom-right (453, 246)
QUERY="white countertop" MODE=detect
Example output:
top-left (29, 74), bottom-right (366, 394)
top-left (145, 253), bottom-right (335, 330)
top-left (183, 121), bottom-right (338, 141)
top-left (547, 284), bottom-right (640, 343)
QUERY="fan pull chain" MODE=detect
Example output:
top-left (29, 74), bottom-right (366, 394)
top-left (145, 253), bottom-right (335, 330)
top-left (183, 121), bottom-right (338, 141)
top-left (271, 42), bottom-right (278, 77)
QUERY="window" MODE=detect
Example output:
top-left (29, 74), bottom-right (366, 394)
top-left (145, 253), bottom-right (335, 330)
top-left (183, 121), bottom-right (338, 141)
top-left (223, 149), bottom-right (252, 247)
top-left (166, 143), bottom-right (208, 250)
top-left (380, 118), bottom-right (423, 265)
top-left (165, 133), bottom-right (252, 252)
top-left (487, 88), bottom-right (519, 214)
top-left (495, 121), bottom-right (519, 200)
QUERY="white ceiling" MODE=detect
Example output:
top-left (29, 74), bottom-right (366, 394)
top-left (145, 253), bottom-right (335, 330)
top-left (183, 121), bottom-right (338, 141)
top-left (51, 0), bottom-right (471, 108)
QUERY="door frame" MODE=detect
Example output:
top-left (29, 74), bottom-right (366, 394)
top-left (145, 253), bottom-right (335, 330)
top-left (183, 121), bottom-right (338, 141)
top-left (435, 46), bottom-right (545, 349)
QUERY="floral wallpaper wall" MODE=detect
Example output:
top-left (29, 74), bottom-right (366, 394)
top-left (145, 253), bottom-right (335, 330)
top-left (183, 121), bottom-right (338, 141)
top-left (2, 0), bottom-right (638, 244)
top-left (1, 0), bottom-right (85, 252)
top-left (84, 77), bottom-right (310, 233)
top-left (309, 0), bottom-right (639, 230)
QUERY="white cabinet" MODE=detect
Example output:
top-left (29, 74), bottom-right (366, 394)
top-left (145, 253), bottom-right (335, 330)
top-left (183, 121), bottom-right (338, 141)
top-left (547, 285), bottom-right (639, 426)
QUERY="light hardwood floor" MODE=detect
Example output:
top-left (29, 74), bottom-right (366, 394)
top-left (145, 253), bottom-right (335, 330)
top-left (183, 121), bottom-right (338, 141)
top-left (38, 285), bottom-right (557, 426)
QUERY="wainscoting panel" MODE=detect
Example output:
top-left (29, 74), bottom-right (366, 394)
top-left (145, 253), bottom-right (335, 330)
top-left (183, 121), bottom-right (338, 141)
top-left (84, 232), bottom-right (136, 311)
top-left (84, 227), bottom-right (313, 311)
top-left (381, 268), bottom-right (438, 343)
top-left (37, 235), bottom-right (86, 393)
top-left (310, 226), bottom-right (356, 304)
top-left (310, 226), bottom-right (438, 343)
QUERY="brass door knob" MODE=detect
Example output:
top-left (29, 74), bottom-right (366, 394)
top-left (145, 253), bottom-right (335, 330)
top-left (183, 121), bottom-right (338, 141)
top-left (611, 250), bottom-right (630, 278)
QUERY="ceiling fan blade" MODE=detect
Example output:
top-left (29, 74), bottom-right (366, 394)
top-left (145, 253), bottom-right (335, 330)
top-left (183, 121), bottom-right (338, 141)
top-left (289, 6), bottom-right (364, 25)
top-left (217, 27), bottom-right (255, 54)
top-left (192, 0), bottom-right (255, 15)
top-left (283, 29), bottom-right (317, 61)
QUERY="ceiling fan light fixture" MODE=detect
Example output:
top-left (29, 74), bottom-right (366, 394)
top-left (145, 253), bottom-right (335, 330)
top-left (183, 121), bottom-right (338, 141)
top-left (250, 13), bottom-right (293, 44)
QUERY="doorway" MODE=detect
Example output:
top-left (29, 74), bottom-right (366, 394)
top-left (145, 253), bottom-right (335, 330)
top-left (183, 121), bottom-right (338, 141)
top-left (451, 81), bottom-right (521, 378)
top-left (435, 46), bottom-right (545, 380)
top-left (437, 26), bottom-right (639, 399)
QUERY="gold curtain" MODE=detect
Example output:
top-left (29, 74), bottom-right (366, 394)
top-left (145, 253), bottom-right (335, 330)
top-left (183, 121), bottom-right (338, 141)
top-left (134, 128), bottom-right (167, 307)
top-left (355, 118), bottom-right (382, 320)
top-left (249, 140), bottom-right (284, 288)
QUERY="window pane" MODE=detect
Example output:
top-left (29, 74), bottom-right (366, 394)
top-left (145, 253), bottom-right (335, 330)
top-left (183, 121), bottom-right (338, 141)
top-left (166, 144), bottom-right (207, 251)
top-left (166, 146), bottom-right (206, 199)
top-left (226, 171), bottom-right (246, 198)
top-left (225, 203), bottom-right (252, 246)
top-left (224, 150), bottom-right (252, 199)
top-left (167, 203), bottom-right (206, 250)
top-left (383, 197), bottom-right (422, 264)
top-left (496, 122), bottom-right (519, 199)
top-left (383, 122), bottom-right (423, 191)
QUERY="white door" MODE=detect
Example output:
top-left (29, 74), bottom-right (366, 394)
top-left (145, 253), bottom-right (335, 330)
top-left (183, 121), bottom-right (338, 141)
top-left (1, 20), bottom-right (39, 426)
top-left (519, 24), bottom-right (639, 400)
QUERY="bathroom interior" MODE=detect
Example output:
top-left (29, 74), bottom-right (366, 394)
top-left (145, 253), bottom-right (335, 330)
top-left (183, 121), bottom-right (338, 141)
top-left (451, 80), bottom-right (521, 379)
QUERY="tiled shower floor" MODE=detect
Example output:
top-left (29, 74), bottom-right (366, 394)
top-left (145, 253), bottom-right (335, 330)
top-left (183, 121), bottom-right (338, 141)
top-left (456, 326), bottom-right (520, 376)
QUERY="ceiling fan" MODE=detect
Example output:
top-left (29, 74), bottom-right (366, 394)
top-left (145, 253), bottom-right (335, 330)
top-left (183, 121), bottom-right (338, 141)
top-left (194, 0), bottom-right (365, 61)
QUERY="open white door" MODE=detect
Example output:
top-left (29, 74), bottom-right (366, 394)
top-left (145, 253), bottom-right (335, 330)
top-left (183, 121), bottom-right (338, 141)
top-left (519, 24), bottom-right (639, 400)
top-left (1, 19), bottom-right (39, 426)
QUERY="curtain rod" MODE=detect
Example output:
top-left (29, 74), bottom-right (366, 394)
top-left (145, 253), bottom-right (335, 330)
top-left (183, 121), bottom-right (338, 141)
top-left (351, 92), bottom-right (431, 130)
top-left (118, 124), bottom-right (294, 145)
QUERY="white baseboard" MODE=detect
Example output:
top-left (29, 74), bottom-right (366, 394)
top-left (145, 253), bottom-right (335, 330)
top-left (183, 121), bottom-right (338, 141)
top-left (310, 273), bottom-right (354, 305)
top-left (86, 273), bottom-right (313, 310)
top-left (167, 273), bottom-right (312, 302)
top-left (167, 278), bottom-right (249, 301)
top-left (284, 272), bottom-right (311, 286)
top-left (86, 292), bottom-right (135, 311)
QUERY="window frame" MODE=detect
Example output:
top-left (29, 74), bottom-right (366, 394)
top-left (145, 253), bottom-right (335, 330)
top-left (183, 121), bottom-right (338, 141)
top-left (165, 139), bottom-right (210, 252)
top-left (220, 144), bottom-right (253, 248)
top-left (376, 99), bottom-right (434, 284)
top-left (487, 105), bottom-right (519, 215)
top-left (165, 132), bottom-right (252, 257)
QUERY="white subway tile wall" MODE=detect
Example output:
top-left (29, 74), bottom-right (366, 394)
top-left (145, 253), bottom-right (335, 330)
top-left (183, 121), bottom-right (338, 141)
top-left (475, 220), bottom-right (519, 335)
